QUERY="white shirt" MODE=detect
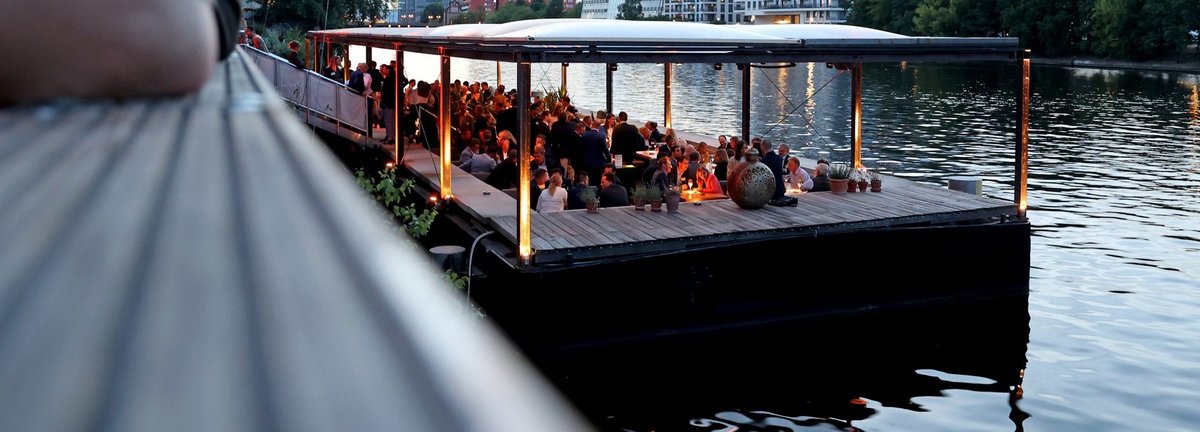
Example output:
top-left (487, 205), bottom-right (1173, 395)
top-left (536, 187), bottom-right (568, 213)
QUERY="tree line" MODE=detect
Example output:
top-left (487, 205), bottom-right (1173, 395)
top-left (846, 0), bottom-right (1199, 60)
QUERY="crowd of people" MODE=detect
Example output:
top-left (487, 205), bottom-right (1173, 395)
top-left (364, 71), bottom-right (835, 213)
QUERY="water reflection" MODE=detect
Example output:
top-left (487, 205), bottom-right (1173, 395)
top-left (539, 294), bottom-right (1031, 432)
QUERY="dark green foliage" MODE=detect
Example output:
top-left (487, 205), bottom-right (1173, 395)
top-left (545, 0), bottom-right (565, 18)
top-left (565, 2), bottom-right (584, 18)
top-left (486, 3), bottom-right (544, 23)
top-left (850, 0), bottom-right (1199, 59)
top-left (355, 168), bottom-right (437, 239)
top-left (616, 0), bottom-right (644, 20)
top-left (261, 0), bottom-right (386, 29)
top-left (421, 3), bottom-right (445, 24)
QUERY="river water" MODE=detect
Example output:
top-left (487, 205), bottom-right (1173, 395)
top-left (397, 51), bottom-right (1200, 430)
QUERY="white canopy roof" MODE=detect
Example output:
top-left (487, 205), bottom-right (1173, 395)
top-left (311, 19), bottom-right (1019, 63)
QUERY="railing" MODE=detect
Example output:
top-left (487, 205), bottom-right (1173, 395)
top-left (241, 46), bottom-right (371, 135)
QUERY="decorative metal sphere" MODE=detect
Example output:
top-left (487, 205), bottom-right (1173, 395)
top-left (728, 149), bottom-right (775, 209)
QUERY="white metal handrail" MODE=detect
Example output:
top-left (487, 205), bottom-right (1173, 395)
top-left (240, 46), bottom-right (371, 134)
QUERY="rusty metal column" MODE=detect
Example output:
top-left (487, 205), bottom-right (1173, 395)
top-left (516, 61), bottom-right (533, 265)
top-left (740, 63), bottom-right (750, 145)
top-left (439, 49), bottom-right (452, 200)
top-left (605, 63), bottom-right (614, 115)
top-left (663, 63), bottom-right (672, 129)
top-left (850, 62), bottom-right (863, 168)
top-left (1015, 50), bottom-right (1031, 219)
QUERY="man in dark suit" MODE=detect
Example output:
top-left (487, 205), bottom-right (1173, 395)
top-left (759, 139), bottom-right (786, 200)
top-left (598, 173), bottom-right (629, 208)
top-left (580, 123), bottom-right (610, 185)
top-left (485, 149), bottom-right (519, 189)
top-left (610, 111), bottom-right (645, 165)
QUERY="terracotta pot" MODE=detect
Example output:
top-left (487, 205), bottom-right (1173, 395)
top-left (830, 179), bottom-right (849, 195)
top-left (664, 193), bottom-right (680, 214)
top-left (845, 179), bottom-right (857, 193)
top-left (632, 196), bottom-right (645, 210)
top-left (650, 199), bottom-right (663, 212)
top-left (858, 180), bottom-right (868, 192)
top-left (871, 180), bottom-right (882, 192)
top-left (586, 201), bottom-right (598, 213)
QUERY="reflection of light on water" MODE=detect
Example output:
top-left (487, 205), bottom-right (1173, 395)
top-left (1190, 85), bottom-right (1198, 126)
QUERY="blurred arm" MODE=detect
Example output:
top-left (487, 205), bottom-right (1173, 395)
top-left (0, 0), bottom-right (240, 105)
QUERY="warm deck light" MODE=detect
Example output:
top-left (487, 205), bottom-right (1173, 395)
top-left (1016, 51), bottom-right (1030, 219)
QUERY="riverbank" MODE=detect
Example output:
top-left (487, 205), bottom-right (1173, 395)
top-left (1035, 56), bottom-right (1200, 74)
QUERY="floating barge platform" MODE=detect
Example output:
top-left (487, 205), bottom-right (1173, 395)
top-left (298, 20), bottom-right (1033, 352)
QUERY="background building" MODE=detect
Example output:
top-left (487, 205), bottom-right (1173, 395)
top-left (582, 0), bottom-right (665, 19)
top-left (740, 0), bottom-right (845, 24)
top-left (662, 0), bottom-right (740, 23)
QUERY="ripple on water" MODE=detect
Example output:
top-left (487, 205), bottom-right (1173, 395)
top-left (443, 60), bottom-right (1200, 431)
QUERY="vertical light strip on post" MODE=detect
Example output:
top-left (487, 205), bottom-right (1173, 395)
top-left (496, 61), bottom-right (502, 86)
top-left (439, 48), bottom-right (452, 201)
top-left (663, 63), bottom-right (672, 129)
top-left (851, 62), bottom-right (863, 168)
top-left (1016, 50), bottom-right (1031, 219)
top-left (516, 61), bottom-right (533, 264)
top-left (605, 63), bottom-right (615, 115)
top-left (395, 44), bottom-right (403, 164)
top-left (560, 63), bottom-right (568, 95)
top-left (740, 63), bottom-right (751, 145)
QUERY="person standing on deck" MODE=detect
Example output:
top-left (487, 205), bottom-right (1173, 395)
top-left (380, 64), bottom-right (397, 144)
top-left (610, 112), bottom-right (644, 165)
top-left (285, 40), bottom-right (304, 68)
top-left (239, 25), bottom-right (264, 49)
top-left (323, 56), bottom-right (342, 82)
top-left (580, 121), bottom-right (610, 186)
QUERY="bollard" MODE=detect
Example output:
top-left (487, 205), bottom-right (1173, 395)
top-left (948, 176), bottom-right (982, 195)
top-left (429, 245), bottom-right (467, 272)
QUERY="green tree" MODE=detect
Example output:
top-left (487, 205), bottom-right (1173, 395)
top-left (616, 0), bottom-right (643, 20)
top-left (848, 0), bottom-right (921, 34)
top-left (530, 0), bottom-right (546, 12)
top-left (544, 0), bottom-right (565, 18)
top-left (420, 3), bottom-right (445, 24)
top-left (1000, 0), bottom-right (1091, 56)
top-left (451, 10), bottom-right (488, 24)
top-left (486, 3), bottom-right (544, 23)
top-left (565, 2), bottom-right (584, 18)
top-left (262, 0), bottom-right (386, 29)
top-left (913, 0), bottom-right (956, 35)
top-left (1090, 0), bottom-right (1138, 57)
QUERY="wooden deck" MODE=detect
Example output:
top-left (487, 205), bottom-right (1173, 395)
top-left (401, 144), bottom-right (1017, 265)
top-left (0, 50), bottom-right (586, 431)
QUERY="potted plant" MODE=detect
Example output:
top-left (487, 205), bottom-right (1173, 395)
top-left (579, 186), bottom-right (599, 213)
top-left (870, 171), bottom-right (883, 192)
top-left (631, 183), bottom-right (648, 210)
top-left (828, 163), bottom-right (853, 195)
top-left (856, 167), bottom-right (871, 192)
top-left (663, 185), bottom-right (681, 214)
top-left (645, 184), bottom-right (664, 212)
top-left (846, 170), bottom-right (859, 193)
